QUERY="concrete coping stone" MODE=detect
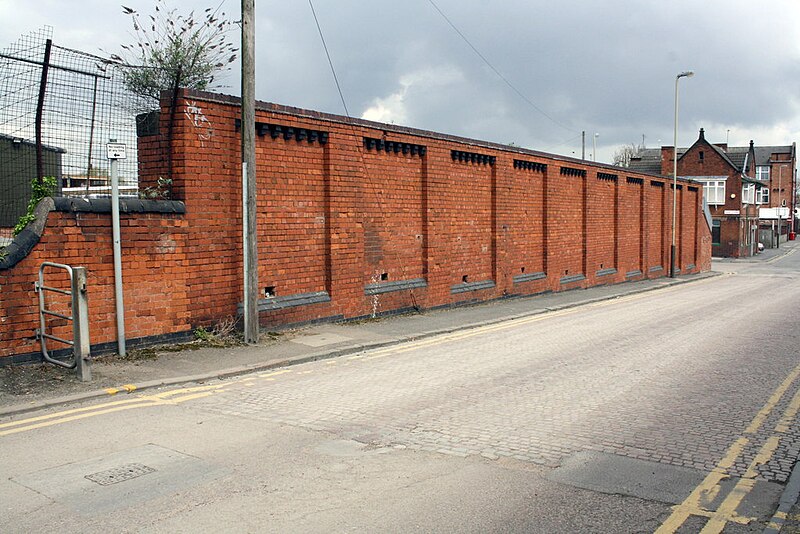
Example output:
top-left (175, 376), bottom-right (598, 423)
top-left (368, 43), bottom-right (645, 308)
top-left (559, 273), bottom-right (586, 285)
top-left (450, 280), bottom-right (496, 294)
top-left (236, 291), bottom-right (332, 313)
top-left (364, 278), bottom-right (427, 296)
top-left (595, 268), bottom-right (618, 277)
top-left (512, 271), bottom-right (547, 284)
top-left (1, 197), bottom-right (186, 271)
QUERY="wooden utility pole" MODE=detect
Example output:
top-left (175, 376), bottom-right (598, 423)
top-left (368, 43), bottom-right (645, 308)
top-left (241, 0), bottom-right (259, 343)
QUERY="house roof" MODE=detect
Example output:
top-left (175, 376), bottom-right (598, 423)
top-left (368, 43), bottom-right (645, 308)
top-left (629, 137), bottom-right (794, 175)
top-left (728, 145), bottom-right (794, 166)
top-left (698, 134), bottom-right (739, 170)
top-left (628, 150), bottom-right (662, 174)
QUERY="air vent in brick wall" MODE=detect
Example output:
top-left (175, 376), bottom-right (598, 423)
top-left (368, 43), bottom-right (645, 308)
top-left (597, 172), bottom-right (618, 181)
top-left (451, 150), bottom-right (495, 165)
top-left (626, 177), bottom-right (644, 185)
top-left (363, 137), bottom-right (426, 157)
top-left (234, 119), bottom-right (328, 145)
top-left (688, 186), bottom-right (699, 192)
top-left (650, 180), bottom-right (664, 187)
top-left (513, 159), bottom-right (547, 172)
top-left (560, 166), bottom-right (586, 177)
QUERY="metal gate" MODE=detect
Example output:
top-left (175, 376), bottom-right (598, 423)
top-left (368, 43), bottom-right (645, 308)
top-left (35, 262), bottom-right (91, 381)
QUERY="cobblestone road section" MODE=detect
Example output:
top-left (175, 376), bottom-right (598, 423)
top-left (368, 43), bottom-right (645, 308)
top-left (190, 266), bottom-right (800, 485)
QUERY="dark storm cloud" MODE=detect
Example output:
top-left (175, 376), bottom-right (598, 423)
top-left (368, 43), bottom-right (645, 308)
top-left (252, 0), bottom-right (800, 159)
top-left (2, 0), bottom-right (799, 160)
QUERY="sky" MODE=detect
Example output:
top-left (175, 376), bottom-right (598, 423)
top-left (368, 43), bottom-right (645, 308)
top-left (1, 0), bottom-right (800, 164)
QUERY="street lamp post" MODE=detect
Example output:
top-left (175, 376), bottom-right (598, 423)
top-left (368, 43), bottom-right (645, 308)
top-left (671, 70), bottom-right (694, 278)
top-left (777, 165), bottom-right (783, 249)
top-left (593, 132), bottom-right (599, 162)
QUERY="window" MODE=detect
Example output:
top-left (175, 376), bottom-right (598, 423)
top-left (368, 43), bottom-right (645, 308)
top-left (699, 151), bottom-right (705, 161)
top-left (712, 220), bottom-right (721, 245)
top-left (756, 166), bottom-right (770, 181)
top-left (742, 183), bottom-right (755, 204)
top-left (702, 180), bottom-right (726, 205)
top-left (756, 186), bottom-right (769, 205)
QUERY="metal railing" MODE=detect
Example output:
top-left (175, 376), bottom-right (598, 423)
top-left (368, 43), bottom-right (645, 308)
top-left (35, 262), bottom-right (91, 381)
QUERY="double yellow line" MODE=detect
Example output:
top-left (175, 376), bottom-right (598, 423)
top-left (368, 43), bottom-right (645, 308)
top-left (656, 360), bottom-right (800, 533)
top-left (0, 371), bottom-right (293, 437)
top-left (0, 308), bottom-right (589, 438)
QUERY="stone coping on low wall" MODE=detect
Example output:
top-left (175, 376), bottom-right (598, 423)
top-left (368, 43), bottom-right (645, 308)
top-left (0, 197), bottom-right (186, 270)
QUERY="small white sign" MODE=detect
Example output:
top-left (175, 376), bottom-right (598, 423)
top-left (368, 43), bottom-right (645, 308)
top-left (106, 143), bottom-right (127, 160)
top-left (723, 210), bottom-right (740, 215)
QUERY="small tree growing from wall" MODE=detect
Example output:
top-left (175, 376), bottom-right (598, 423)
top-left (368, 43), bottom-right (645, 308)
top-left (111, 0), bottom-right (238, 108)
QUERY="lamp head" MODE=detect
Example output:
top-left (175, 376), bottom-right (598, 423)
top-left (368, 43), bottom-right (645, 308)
top-left (678, 71), bottom-right (694, 79)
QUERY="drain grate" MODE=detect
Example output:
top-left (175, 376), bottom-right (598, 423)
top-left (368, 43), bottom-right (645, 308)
top-left (84, 463), bottom-right (156, 486)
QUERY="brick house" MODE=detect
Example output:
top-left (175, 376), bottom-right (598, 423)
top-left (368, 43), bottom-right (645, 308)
top-left (631, 129), bottom-right (767, 258)
top-left (730, 144), bottom-right (797, 244)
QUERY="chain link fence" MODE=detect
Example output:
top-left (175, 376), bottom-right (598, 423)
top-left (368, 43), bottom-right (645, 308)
top-left (0, 27), bottom-right (148, 235)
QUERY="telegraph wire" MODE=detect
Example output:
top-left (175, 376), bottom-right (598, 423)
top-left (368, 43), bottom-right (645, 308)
top-left (542, 132), bottom-right (585, 154)
top-left (425, 0), bottom-right (577, 135)
top-left (308, 0), bottom-right (350, 117)
top-left (306, 0), bottom-right (420, 311)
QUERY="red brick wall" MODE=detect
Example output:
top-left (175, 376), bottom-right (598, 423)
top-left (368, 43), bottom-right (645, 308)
top-left (500, 162), bottom-right (547, 290)
top-left (548, 167), bottom-right (587, 285)
top-left (619, 177), bottom-right (644, 277)
top-left (436, 156), bottom-right (494, 294)
top-left (0, 89), bottom-right (712, 362)
top-left (361, 146), bottom-right (425, 284)
top-left (645, 181), bottom-right (667, 273)
top-left (586, 173), bottom-right (617, 281)
top-left (0, 208), bottom-right (190, 360)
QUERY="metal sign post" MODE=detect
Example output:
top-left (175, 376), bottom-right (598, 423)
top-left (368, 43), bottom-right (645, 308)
top-left (107, 141), bottom-right (127, 357)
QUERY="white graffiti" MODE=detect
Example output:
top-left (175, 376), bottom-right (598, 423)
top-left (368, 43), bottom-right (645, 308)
top-left (184, 100), bottom-right (213, 144)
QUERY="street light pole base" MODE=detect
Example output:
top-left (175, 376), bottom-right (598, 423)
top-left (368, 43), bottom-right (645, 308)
top-left (670, 244), bottom-right (677, 278)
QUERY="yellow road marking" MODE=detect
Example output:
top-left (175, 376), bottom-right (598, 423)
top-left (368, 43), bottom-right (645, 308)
top-left (362, 308), bottom-right (581, 361)
top-left (0, 368), bottom-right (298, 436)
top-left (258, 369), bottom-right (293, 378)
top-left (0, 274), bottom-right (734, 439)
top-left (744, 363), bottom-right (800, 434)
top-left (0, 401), bottom-right (161, 436)
top-left (767, 247), bottom-right (797, 263)
top-left (356, 276), bottom-right (722, 363)
top-left (149, 383), bottom-right (227, 398)
top-left (657, 360), bottom-right (800, 533)
top-left (700, 436), bottom-right (780, 533)
top-left (143, 391), bottom-right (215, 404)
top-left (0, 397), bottom-right (150, 430)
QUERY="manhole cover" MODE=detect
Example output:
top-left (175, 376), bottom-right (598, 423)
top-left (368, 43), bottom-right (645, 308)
top-left (85, 463), bottom-right (156, 486)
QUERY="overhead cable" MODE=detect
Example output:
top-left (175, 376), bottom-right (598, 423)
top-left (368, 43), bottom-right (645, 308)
top-left (426, 0), bottom-right (577, 134)
top-left (308, 0), bottom-right (350, 117)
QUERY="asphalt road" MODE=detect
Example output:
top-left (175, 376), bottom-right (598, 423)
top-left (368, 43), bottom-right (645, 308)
top-left (2, 249), bottom-right (800, 533)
